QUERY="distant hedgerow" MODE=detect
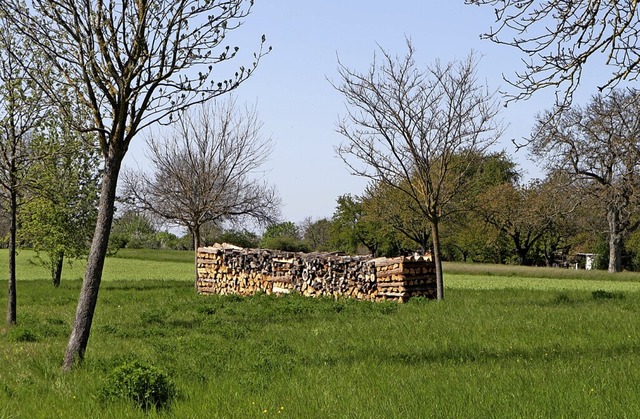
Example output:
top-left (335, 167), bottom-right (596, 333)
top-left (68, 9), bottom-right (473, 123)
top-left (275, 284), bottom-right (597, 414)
top-left (100, 360), bottom-right (176, 411)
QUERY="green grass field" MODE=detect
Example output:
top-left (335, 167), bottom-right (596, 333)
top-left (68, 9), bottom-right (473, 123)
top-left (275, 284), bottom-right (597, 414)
top-left (1, 249), bottom-right (640, 417)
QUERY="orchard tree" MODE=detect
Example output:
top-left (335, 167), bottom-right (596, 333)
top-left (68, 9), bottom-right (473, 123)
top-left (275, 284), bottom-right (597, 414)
top-left (476, 182), bottom-right (547, 265)
top-left (0, 11), bottom-right (48, 325)
top-left (534, 172), bottom-right (585, 267)
top-left (261, 221), bottom-right (308, 252)
top-left (0, 0), bottom-right (269, 369)
top-left (330, 194), bottom-right (387, 256)
top-left (467, 0), bottom-right (640, 105)
top-left (215, 228), bottom-right (260, 249)
top-left (122, 98), bottom-right (279, 277)
top-left (109, 210), bottom-right (158, 250)
top-left (531, 89), bottom-right (640, 272)
top-left (477, 177), bottom-right (577, 265)
top-left (362, 181), bottom-right (431, 254)
top-left (442, 151), bottom-right (520, 262)
top-left (300, 217), bottom-right (332, 252)
top-left (19, 121), bottom-right (100, 287)
top-left (334, 42), bottom-right (503, 299)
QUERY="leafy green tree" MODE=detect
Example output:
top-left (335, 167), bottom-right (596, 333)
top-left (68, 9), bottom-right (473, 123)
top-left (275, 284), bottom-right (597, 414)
top-left (19, 123), bottom-right (100, 287)
top-left (476, 176), bottom-right (579, 266)
top-left (0, 0), bottom-right (270, 368)
top-left (440, 151), bottom-right (520, 262)
top-left (329, 194), bottom-right (382, 256)
top-left (361, 182), bottom-right (429, 254)
top-left (0, 11), bottom-right (48, 324)
top-left (261, 221), bottom-right (308, 252)
top-left (215, 229), bottom-right (260, 249)
top-left (109, 211), bottom-right (157, 250)
top-left (300, 217), bottom-right (332, 252)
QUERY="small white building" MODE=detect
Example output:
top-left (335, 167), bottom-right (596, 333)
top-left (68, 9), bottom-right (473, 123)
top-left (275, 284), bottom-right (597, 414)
top-left (574, 253), bottom-right (597, 270)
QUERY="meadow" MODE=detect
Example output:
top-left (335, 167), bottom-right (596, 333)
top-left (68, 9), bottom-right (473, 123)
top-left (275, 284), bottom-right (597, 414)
top-left (1, 249), bottom-right (639, 418)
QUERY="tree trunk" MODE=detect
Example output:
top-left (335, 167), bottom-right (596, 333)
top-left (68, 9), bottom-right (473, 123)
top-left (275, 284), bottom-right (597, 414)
top-left (512, 233), bottom-right (530, 266)
top-left (6, 187), bottom-right (17, 325)
top-left (516, 248), bottom-right (528, 266)
top-left (607, 208), bottom-right (623, 273)
top-left (52, 251), bottom-right (64, 288)
top-left (431, 219), bottom-right (444, 300)
top-left (192, 226), bottom-right (201, 290)
top-left (62, 156), bottom-right (122, 371)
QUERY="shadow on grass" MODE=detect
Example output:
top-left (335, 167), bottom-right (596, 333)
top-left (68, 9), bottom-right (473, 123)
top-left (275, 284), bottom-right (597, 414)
top-left (325, 341), bottom-right (640, 368)
top-left (102, 280), bottom-right (187, 292)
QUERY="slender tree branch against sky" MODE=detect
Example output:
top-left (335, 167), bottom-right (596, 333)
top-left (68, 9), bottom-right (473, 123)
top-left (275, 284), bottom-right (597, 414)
top-left (467, 0), bottom-right (640, 106)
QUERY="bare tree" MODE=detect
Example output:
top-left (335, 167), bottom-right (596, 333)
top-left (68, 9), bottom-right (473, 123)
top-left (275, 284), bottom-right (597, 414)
top-left (123, 98), bottom-right (280, 280)
top-left (333, 41), bottom-right (503, 300)
top-left (531, 89), bottom-right (640, 273)
top-left (467, 0), bottom-right (640, 105)
top-left (0, 0), bottom-right (269, 369)
top-left (0, 12), bottom-right (48, 325)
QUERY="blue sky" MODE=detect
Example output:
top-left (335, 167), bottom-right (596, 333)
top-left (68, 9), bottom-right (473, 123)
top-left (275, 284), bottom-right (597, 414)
top-left (124, 1), bottom-right (601, 227)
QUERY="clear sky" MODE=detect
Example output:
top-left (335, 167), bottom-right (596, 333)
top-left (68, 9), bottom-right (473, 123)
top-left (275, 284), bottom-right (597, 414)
top-left (123, 1), bottom-right (601, 228)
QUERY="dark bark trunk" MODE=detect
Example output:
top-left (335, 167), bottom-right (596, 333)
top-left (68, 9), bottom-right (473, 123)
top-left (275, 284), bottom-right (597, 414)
top-left (607, 208), bottom-right (623, 273)
top-left (192, 226), bottom-right (201, 290)
top-left (512, 233), bottom-right (530, 266)
top-left (62, 156), bottom-right (122, 371)
top-left (516, 248), bottom-right (528, 266)
top-left (6, 188), bottom-right (17, 325)
top-left (431, 219), bottom-right (444, 300)
top-left (608, 233), bottom-right (623, 273)
top-left (52, 251), bottom-right (64, 288)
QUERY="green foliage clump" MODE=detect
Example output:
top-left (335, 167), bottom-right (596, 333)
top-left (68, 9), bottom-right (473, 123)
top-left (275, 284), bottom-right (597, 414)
top-left (592, 289), bottom-right (625, 300)
top-left (100, 360), bottom-right (176, 411)
top-left (552, 292), bottom-right (574, 305)
top-left (6, 327), bottom-right (39, 343)
top-left (261, 222), bottom-right (309, 252)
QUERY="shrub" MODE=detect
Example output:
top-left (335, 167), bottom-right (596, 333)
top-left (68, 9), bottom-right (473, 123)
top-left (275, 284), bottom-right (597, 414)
top-left (6, 327), bottom-right (39, 342)
top-left (100, 360), bottom-right (175, 411)
top-left (592, 289), bottom-right (624, 300)
top-left (552, 292), bottom-right (573, 305)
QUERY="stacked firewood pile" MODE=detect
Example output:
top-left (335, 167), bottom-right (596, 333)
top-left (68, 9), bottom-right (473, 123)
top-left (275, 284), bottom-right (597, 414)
top-left (374, 257), bottom-right (437, 300)
top-left (196, 244), bottom-right (436, 302)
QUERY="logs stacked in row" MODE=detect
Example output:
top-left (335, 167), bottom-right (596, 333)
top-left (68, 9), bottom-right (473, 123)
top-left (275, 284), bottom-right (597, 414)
top-left (373, 257), bottom-right (437, 302)
top-left (196, 244), bottom-right (436, 302)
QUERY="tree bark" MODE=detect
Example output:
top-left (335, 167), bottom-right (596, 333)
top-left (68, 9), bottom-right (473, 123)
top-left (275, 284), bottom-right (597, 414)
top-left (431, 219), bottom-right (444, 300)
top-left (607, 208), bottom-right (623, 273)
top-left (516, 249), bottom-right (528, 266)
top-left (6, 187), bottom-right (17, 325)
top-left (52, 251), bottom-right (64, 288)
top-left (62, 155), bottom-right (122, 371)
top-left (192, 225), bottom-right (201, 290)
